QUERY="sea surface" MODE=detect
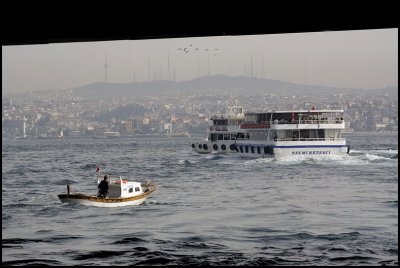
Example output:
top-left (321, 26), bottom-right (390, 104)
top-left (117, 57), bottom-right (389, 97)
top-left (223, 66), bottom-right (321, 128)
top-left (2, 132), bottom-right (398, 266)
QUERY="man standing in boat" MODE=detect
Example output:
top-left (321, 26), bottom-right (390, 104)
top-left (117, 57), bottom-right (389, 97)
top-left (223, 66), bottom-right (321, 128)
top-left (98, 175), bottom-right (109, 198)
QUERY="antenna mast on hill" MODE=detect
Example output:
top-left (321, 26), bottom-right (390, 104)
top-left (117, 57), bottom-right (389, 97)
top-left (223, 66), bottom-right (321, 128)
top-left (208, 56), bottom-right (210, 76)
top-left (147, 56), bottom-right (150, 81)
top-left (250, 55), bottom-right (253, 77)
top-left (167, 53), bottom-right (170, 80)
top-left (262, 56), bottom-right (264, 79)
top-left (104, 49), bottom-right (108, 84)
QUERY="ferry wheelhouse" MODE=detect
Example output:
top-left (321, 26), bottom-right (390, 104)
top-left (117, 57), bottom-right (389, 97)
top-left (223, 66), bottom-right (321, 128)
top-left (190, 100), bottom-right (246, 154)
top-left (235, 109), bottom-right (350, 159)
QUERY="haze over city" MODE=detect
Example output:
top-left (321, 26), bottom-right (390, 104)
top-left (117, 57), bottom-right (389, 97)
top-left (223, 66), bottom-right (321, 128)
top-left (2, 28), bottom-right (398, 94)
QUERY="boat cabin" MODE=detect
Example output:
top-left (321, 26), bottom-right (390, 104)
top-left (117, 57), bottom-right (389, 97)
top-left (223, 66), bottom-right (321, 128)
top-left (99, 177), bottom-right (145, 198)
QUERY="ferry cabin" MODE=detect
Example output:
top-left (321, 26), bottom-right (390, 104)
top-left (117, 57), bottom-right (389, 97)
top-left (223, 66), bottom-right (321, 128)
top-left (208, 116), bottom-right (245, 142)
top-left (236, 109), bottom-right (349, 158)
top-left (191, 102), bottom-right (246, 153)
top-left (194, 116), bottom-right (245, 152)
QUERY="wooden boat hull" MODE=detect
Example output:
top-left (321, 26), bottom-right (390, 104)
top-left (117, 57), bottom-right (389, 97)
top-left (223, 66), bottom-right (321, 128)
top-left (58, 185), bottom-right (156, 207)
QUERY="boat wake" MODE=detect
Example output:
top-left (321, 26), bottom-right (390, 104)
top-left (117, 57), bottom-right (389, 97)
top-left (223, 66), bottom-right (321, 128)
top-left (243, 157), bottom-right (275, 165)
top-left (177, 159), bottom-right (198, 165)
top-left (204, 153), bottom-right (223, 160)
top-left (350, 149), bottom-right (398, 155)
top-left (247, 150), bottom-right (398, 167)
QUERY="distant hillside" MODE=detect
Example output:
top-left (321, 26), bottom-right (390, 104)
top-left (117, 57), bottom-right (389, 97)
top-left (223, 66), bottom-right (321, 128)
top-left (68, 75), bottom-right (398, 99)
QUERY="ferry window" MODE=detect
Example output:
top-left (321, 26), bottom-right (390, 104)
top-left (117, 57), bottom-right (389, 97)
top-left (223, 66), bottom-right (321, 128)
top-left (231, 134), bottom-right (236, 140)
top-left (224, 134), bottom-right (230, 140)
top-left (257, 114), bottom-right (262, 122)
top-left (245, 114), bottom-right (257, 122)
top-left (135, 187), bottom-right (140, 192)
top-left (261, 113), bottom-right (268, 122)
top-left (218, 134), bottom-right (223, 140)
top-left (129, 188), bottom-right (133, 193)
top-left (211, 134), bottom-right (217, 142)
top-left (257, 147), bottom-right (261, 154)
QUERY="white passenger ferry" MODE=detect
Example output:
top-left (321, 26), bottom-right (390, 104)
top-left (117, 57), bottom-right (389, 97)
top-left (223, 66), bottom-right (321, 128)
top-left (190, 100), bottom-right (246, 154)
top-left (235, 108), bottom-right (350, 159)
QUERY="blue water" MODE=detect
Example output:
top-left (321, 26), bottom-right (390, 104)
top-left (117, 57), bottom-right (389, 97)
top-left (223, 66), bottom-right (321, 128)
top-left (2, 132), bottom-right (398, 265)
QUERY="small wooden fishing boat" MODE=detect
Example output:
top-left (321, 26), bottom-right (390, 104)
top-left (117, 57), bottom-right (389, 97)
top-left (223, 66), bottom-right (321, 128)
top-left (58, 176), bottom-right (156, 207)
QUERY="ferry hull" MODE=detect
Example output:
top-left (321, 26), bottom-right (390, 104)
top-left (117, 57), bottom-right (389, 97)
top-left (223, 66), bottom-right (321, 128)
top-left (190, 140), bottom-right (237, 154)
top-left (236, 142), bottom-right (349, 159)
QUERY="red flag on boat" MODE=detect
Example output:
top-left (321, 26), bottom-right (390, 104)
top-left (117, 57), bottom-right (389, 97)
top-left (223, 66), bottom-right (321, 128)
top-left (96, 166), bottom-right (100, 173)
top-left (311, 105), bottom-right (315, 110)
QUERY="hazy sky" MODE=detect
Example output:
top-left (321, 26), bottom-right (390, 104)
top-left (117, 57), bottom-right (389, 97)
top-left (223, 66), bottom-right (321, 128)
top-left (2, 28), bottom-right (398, 94)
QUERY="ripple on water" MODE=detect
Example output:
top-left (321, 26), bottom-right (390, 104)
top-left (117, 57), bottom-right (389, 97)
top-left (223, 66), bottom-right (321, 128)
top-left (2, 134), bottom-right (398, 266)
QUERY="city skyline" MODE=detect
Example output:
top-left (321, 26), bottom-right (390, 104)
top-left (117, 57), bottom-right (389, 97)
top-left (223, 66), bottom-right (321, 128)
top-left (2, 28), bottom-right (398, 94)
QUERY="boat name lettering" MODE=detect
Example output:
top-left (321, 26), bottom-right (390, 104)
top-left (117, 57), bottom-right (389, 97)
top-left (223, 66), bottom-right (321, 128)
top-left (292, 150), bottom-right (331, 155)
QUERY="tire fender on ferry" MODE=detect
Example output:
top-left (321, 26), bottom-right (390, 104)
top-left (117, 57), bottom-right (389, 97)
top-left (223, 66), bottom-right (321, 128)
top-left (213, 144), bottom-right (218, 150)
top-left (191, 143), bottom-right (195, 148)
top-left (230, 144), bottom-right (235, 151)
top-left (203, 144), bottom-right (208, 150)
top-left (221, 144), bottom-right (226, 150)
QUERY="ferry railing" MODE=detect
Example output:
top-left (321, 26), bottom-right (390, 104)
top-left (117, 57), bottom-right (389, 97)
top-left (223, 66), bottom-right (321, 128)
top-left (240, 122), bottom-right (270, 129)
top-left (210, 126), bottom-right (228, 131)
top-left (235, 137), bottom-right (346, 141)
top-left (272, 119), bottom-right (344, 124)
top-left (240, 119), bottom-right (344, 127)
top-left (274, 137), bottom-right (346, 141)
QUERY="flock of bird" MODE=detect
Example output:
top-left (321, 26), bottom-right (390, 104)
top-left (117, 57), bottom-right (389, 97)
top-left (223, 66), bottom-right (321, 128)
top-left (177, 44), bottom-right (218, 55)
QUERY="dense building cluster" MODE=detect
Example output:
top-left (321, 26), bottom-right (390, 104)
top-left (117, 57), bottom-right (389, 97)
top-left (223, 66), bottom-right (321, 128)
top-left (2, 89), bottom-right (398, 139)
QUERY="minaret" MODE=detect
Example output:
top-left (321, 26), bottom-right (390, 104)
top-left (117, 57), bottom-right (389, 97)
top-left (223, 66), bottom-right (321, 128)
top-left (23, 116), bottom-right (27, 138)
top-left (104, 50), bottom-right (108, 83)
